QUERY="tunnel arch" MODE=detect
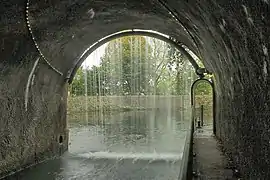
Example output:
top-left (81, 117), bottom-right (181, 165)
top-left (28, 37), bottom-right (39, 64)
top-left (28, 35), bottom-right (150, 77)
top-left (191, 78), bottom-right (216, 134)
top-left (67, 29), bottom-right (207, 83)
top-left (1, 0), bottom-right (270, 179)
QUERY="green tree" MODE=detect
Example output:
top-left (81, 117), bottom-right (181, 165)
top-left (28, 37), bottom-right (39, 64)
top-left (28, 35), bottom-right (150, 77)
top-left (70, 36), bottom-right (198, 96)
top-left (97, 36), bottom-right (152, 95)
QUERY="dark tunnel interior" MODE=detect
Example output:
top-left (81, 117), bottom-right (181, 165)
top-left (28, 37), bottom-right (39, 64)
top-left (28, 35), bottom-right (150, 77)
top-left (0, 0), bottom-right (270, 179)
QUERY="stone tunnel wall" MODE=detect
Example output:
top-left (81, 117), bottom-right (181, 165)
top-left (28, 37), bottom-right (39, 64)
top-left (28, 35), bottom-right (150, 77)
top-left (203, 1), bottom-right (270, 178)
top-left (0, 1), bottom-right (69, 177)
top-left (0, 0), bottom-right (270, 179)
top-left (0, 38), bottom-right (69, 177)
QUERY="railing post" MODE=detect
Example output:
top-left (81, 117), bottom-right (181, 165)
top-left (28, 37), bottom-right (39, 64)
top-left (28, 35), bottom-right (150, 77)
top-left (197, 117), bottom-right (201, 128)
top-left (200, 105), bottom-right (204, 126)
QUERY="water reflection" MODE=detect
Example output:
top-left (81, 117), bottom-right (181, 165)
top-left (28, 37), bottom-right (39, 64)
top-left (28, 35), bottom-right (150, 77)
top-left (69, 110), bottom-right (189, 154)
top-left (8, 110), bottom-right (191, 180)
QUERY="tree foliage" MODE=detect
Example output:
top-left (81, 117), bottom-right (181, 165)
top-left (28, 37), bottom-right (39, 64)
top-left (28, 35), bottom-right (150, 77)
top-left (70, 36), bottom-right (199, 96)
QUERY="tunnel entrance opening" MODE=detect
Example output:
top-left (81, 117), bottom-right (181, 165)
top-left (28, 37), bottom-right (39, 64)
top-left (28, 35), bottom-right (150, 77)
top-left (191, 77), bottom-right (215, 133)
top-left (67, 29), bottom-right (204, 84)
top-left (65, 33), bottom-right (203, 179)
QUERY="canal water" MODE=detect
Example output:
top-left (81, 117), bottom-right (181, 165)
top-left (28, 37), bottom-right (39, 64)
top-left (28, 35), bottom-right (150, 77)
top-left (7, 110), bottom-right (191, 180)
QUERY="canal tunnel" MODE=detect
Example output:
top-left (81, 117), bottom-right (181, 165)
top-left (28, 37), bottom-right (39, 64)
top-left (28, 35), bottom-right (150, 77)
top-left (0, 0), bottom-right (270, 179)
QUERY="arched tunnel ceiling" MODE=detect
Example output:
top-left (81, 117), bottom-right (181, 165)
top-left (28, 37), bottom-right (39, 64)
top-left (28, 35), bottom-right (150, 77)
top-left (27, 0), bottom-right (202, 75)
top-left (0, 0), bottom-right (270, 178)
top-left (1, 0), bottom-right (269, 80)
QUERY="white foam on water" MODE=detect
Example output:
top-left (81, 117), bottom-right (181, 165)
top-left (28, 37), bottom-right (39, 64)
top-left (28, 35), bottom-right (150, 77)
top-left (75, 151), bottom-right (182, 162)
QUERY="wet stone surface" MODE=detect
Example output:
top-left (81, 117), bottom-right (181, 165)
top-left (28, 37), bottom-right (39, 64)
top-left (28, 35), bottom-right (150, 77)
top-left (193, 126), bottom-right (236, 180)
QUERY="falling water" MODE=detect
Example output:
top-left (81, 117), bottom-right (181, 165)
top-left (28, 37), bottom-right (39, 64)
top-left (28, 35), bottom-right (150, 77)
top-left (84, 58), bottom-right (89, 124)
top-left (152, 38), bottom-right (156, 110)
top-left (139, 37), bottom-right (142, 96)
top-left (117, 38), bottom-right (122, 109)
top-left (79, 35), bottom-right (198, 148)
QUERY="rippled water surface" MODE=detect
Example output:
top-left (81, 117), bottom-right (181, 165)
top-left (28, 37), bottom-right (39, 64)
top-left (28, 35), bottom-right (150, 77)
top-left (8, 110), bottom-right (191, 180)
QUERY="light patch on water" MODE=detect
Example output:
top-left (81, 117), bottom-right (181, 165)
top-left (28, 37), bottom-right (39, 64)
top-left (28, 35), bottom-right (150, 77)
top-left (76, 151), bottom-right (182, 162)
